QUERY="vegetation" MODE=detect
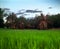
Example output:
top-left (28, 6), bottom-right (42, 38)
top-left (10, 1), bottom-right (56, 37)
top-left (0, 8), bottom-right (60, 29)
top-left (0, 29), bottom-right (60, 49)
top-left (5, 13), bottom-right (60, 29)
top-left (0, 8), bottom-right (9, 28)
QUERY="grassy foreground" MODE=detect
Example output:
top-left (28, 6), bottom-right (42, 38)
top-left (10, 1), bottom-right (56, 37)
top-left (0, 29), bottom-right (60, 49)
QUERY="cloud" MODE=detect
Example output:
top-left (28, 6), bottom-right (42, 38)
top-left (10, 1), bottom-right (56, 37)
top-left (26, 10), bottom-right (42, 13)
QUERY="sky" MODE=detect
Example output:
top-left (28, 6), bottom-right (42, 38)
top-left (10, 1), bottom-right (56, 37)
top-left (0, 0), bottom-right (60, 18)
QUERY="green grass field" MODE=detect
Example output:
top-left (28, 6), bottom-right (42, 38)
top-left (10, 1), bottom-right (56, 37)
top-left (0, 29), bottom-right (60, 49)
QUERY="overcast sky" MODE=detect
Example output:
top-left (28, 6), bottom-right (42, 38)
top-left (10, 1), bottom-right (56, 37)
top-left (0, 0), bottom-right (60, 18)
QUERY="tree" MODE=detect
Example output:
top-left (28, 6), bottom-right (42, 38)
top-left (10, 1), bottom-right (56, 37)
top-left (6, 12), bottom-right (17, 28)
top-left (52, 14), bottom-right (60, 28)
top-left (0, 8), bottom-right (4, 28)
top-left (0, 8), bottom-right (8, 28)
top-left (47, 14), bottom-right (60, 28)
top-left (16, 16), bottom-right (26, 29)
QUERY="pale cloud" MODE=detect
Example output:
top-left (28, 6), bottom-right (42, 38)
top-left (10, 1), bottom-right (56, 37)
top-left (0, 0), bottom-right (60, 18)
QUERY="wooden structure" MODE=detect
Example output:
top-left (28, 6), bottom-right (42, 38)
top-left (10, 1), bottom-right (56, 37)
top-left (38, 13), bottom-right (48, 29)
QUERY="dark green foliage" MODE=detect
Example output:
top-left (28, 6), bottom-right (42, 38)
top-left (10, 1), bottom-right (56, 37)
top-left (0, 8), bottom-right (9, 28)
top-left (0, 19), bottom-right (4, 28)
top-left (47, 14), bottom-right (60, 28)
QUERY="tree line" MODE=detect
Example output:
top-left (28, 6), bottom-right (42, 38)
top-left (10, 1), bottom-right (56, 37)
top-left (0, 8), bottom-right (60, 29)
